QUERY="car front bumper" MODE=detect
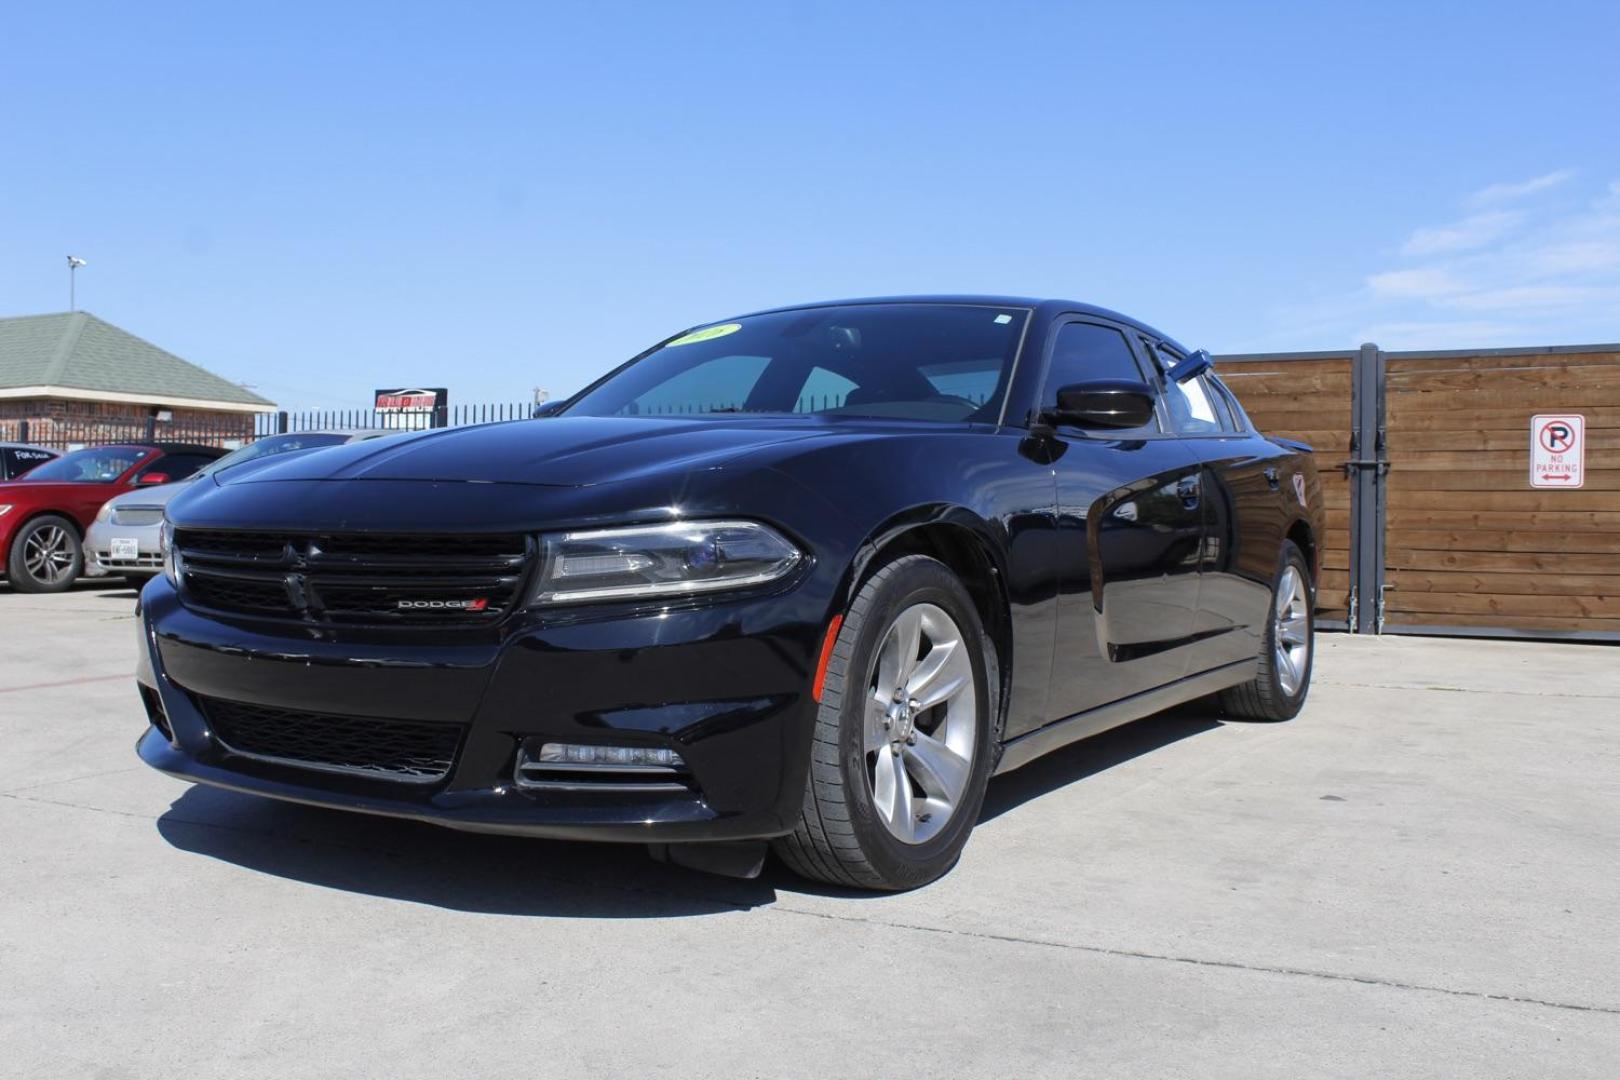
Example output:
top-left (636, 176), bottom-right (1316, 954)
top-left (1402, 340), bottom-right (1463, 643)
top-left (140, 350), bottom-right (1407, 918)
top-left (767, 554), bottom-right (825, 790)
top-left (86, 519), bottom-right (163, 574)
top-left (134, 575), bottom-right (832, 843)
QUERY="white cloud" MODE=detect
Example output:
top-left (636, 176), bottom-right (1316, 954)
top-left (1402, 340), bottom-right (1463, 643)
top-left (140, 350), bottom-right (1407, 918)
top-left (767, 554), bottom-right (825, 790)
top-left (1439, 284), bottom-right (1620, 311)
top-left (1353, 321), bottom-right (1520, 349)
top-left (1400, 210), bottom-right (1521, 256)
top-left (1466, 169), bottom-right (1575, 207)
top-left (1526, 240), bottom-right (1620, 275)
top-left (1366, 267), bottom-right (1464, 298)
top-left (1258, 171), bottom-right (1620, 351)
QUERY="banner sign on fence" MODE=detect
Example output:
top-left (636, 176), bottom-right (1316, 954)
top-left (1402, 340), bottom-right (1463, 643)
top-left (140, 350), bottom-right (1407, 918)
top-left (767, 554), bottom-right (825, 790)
top-left (373, 387), bottom-right (448, 430)
top-left (1530, 413), bottom-right (1585, 489)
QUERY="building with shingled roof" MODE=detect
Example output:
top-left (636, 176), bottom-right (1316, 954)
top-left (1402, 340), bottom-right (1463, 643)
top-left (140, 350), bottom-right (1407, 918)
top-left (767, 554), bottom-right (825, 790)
top-left (0, 311), bottom-right (275, 448)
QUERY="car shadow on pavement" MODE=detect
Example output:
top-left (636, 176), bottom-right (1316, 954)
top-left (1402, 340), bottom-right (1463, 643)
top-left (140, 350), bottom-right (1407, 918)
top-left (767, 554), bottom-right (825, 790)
top-left (979, 704), bottom-right (1223, 823)
top-left (156, 785), bottom-right (782, 917)
top-left (154, 704), bottom-right (1225, 915)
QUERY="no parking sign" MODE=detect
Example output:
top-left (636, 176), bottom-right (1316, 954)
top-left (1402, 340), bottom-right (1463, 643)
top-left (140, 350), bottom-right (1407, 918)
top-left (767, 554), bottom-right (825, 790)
top-left (1530, 414), bottom-right (1585, 488)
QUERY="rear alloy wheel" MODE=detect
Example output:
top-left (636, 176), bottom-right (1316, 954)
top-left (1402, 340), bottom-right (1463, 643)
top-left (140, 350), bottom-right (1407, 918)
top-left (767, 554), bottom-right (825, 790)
top-left (1220, 540), bottom-right (1313, 721)
top-left (8, 514), bottom-right (84, 594)
top-left (773, 554), bottom-right (995, 890)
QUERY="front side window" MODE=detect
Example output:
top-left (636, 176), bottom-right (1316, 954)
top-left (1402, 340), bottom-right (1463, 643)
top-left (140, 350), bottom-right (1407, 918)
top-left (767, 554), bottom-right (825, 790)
top-left (21, 446), bottom-right (148, 483)
top-left (567, 304), bottom-right (1030, 424)
top-left (1043, 322), bottom-right (1151, 394)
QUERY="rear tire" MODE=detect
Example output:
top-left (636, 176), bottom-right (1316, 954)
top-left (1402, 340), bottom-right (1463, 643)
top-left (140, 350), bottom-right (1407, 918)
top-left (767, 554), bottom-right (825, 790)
top-left (7, 514), bottom-right (83, 594)
top-left (773, 554), bottom-right (995, 891)
top-left (1220, 540), bottom-right (1313, 721)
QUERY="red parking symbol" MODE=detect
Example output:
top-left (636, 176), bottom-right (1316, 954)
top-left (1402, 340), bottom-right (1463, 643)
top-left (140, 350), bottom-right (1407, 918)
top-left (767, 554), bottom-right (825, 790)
top-left (1539, 421), bottom-right (1574, 453)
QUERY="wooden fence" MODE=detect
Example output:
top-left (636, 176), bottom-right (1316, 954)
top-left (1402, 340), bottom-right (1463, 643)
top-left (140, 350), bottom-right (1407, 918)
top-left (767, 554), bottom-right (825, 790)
top-left (1217, 343), bottom-right (1620, 641)
top-left (1214, 352), bottom-right (1356, 628)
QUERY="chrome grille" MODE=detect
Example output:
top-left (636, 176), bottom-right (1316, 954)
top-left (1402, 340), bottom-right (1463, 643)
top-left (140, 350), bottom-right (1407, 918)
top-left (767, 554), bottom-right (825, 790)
top-left (173, 529), bottom-right (532, 625)
top-left (112, 506), bottom-right (165, 526)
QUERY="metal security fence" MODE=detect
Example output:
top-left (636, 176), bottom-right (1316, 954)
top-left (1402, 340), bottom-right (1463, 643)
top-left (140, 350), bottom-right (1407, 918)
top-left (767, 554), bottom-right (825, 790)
top-left (12, 415), bottom-right (259, 451)
top-left (256, 402), bottom-right (532, 435)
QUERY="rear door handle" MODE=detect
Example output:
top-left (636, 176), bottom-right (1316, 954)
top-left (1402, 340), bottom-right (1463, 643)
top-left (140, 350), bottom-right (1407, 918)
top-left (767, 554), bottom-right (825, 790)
top-left (1175, 475), bottom-right (1201, 505)
top-left (1263, 466), bottom-right (1280, 489)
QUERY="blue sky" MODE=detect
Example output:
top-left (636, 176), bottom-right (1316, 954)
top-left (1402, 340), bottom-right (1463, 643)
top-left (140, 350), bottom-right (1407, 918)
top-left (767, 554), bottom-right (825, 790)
top-left (4, 1), bottom-right (1618, 410)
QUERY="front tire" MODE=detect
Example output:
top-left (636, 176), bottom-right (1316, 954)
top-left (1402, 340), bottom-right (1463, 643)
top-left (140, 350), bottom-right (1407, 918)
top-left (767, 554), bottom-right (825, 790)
top-left (1220, 540), bottom-right (1313, 721)
top-left (7, 514), bottom-right (84, 594)
top-left (774, 554), bottom-right (995, 891)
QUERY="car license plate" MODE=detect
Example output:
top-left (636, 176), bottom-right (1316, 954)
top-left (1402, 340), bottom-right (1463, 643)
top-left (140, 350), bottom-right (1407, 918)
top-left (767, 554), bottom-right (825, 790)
top-left (111, 538), bottom-right (140, 560)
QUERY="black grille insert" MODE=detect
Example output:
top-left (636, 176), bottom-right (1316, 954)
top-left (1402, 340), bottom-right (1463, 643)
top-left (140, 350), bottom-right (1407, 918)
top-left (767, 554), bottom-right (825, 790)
top-left (173, 529), bottom-right (532, 625)
top-left (201, 697), bottom-right (463, 783)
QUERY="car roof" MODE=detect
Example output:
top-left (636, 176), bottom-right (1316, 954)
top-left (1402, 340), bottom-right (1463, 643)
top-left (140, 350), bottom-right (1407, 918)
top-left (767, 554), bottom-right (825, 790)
top-left (65, 442), bottom-right (218, 454)
top-left (725, 295), bottom-right (1187, 350)
top-left (0, 443), bottom-right (60, 452)
top-left (268, 427), bottom-right (385, 438)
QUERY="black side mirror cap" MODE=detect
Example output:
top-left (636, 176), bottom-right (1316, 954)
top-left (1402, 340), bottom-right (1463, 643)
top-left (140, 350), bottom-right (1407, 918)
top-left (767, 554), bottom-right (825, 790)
top-left (1043, 380), bottom-right (1157, 430)
top-left (1167, 348), bottom-right (1213, 384)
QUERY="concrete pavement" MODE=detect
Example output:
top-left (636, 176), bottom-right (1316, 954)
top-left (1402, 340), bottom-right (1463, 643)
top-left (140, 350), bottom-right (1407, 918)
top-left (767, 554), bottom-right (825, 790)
top-left (2, 581), bottom-right (1617, 1078)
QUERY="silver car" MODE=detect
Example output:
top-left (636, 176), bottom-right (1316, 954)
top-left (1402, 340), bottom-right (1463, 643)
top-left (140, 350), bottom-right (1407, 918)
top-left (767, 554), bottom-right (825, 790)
top-left (87, 429), bottom-right (390, 583)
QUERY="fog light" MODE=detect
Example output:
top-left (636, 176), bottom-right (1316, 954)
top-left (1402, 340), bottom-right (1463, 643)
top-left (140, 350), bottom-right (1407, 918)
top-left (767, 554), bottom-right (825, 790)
top-left (538, 743), bottom-right (686, 769)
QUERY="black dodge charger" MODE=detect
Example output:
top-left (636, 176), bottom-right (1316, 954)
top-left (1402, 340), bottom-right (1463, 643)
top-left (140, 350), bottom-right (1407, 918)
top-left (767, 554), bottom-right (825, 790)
top-left (137, 297), bottom-right (1322, 890)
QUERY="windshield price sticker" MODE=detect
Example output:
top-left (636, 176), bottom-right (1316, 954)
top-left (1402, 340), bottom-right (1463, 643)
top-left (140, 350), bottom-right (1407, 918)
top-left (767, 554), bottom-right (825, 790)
top-left (1530, 414), bottom-right (1585, 489)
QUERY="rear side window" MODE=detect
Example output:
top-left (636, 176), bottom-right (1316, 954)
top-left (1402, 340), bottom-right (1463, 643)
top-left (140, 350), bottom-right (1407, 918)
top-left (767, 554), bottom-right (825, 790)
top-left (3, 447), bottom-right (56, 479)
top-left (1044, 322), bottom-right (1150, 396)
top-left (1148, 342), bottom-right (1231, 434)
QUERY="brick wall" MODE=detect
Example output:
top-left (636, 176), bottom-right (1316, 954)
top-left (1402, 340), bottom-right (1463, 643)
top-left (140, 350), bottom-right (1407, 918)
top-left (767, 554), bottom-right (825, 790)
top-left (0, 397), bottom-right (258, 449)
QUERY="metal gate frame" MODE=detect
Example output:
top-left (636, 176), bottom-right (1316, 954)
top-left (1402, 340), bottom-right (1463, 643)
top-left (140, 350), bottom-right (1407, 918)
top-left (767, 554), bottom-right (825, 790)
top-left (1344, 343), bottom-right (1387, 635)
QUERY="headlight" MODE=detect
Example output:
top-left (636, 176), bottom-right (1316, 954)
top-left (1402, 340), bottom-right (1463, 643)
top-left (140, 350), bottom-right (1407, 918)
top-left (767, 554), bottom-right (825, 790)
top-left (530, 520), bottom-right (801, 605)
top-left (95, 502), bottom-right (116, 524)
top-left (160, 519), bottom-right (181, 587)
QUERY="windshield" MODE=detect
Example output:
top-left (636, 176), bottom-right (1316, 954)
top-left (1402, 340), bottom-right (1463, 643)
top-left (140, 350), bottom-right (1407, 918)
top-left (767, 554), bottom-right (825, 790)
top-left (566, 303), bottom-right (1030, 423)
top-left (21, 446), bottom-right (148, 483)
top-left (201, 432), bottom-right (350, 476)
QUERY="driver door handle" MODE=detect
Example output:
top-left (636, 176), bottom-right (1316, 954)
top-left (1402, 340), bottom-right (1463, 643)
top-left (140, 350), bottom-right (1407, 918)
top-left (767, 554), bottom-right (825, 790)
top-left (1263, 466), bottom-right (1280, 489)
top-left (1175, 475), bottom-right (1201, 506)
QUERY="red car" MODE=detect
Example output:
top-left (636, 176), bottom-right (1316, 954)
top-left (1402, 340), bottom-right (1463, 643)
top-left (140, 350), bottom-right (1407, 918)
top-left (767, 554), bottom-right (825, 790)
top-left (0, 443), bottom-right (224, 593)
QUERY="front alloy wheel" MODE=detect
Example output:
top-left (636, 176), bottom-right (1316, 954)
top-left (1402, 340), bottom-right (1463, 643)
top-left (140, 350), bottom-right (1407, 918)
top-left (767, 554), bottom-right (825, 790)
top-left (774, 554), bottom-right (995, 890)
top-left (8, 514), bottom-right (84, 594)
top-left (865, 602), bottom-right (977, 845)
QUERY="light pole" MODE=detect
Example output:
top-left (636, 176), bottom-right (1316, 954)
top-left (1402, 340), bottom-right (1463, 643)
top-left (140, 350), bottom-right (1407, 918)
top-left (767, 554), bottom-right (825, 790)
top-left (66, 256), bottom-right (86, 311)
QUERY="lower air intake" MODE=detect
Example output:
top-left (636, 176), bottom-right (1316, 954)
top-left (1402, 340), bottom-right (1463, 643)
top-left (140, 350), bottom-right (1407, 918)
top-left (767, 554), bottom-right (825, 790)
top-left (200, 696), bottom-right (463, 783)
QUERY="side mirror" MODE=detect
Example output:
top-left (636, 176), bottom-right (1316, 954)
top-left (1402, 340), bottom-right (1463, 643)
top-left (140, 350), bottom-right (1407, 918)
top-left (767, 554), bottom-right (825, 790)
top-left (1166, 348), bottom-right (1213, 384)
top-left (532, 401), bottom-right (567, 418)
top-left (1044, 381), bottom-right (1157, 430)
top-left (137, 472), bottom-right (171, 485)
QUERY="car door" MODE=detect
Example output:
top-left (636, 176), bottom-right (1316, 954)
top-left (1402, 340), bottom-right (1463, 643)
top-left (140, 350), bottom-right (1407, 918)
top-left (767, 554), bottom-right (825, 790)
top-left (1042, 318), bottom-right (1206, 722)
top-left (1143, 339), bottom-right (1281, 674)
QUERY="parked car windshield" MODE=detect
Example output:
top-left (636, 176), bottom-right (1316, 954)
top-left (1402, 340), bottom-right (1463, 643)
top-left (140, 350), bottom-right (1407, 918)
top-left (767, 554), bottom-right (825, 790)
top-left (565, 303), bottom-right (1030, 423)
top-left (200, 432), bottom-right (350, 477)
top-left (19, 446), bottom-right (147, 483)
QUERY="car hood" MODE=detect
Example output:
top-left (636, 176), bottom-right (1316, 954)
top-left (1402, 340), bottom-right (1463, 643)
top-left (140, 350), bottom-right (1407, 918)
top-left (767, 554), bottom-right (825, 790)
top-left (215, 416), bottom-right (882, 488)
top-left (103, 479), bottom-right (195, 510)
